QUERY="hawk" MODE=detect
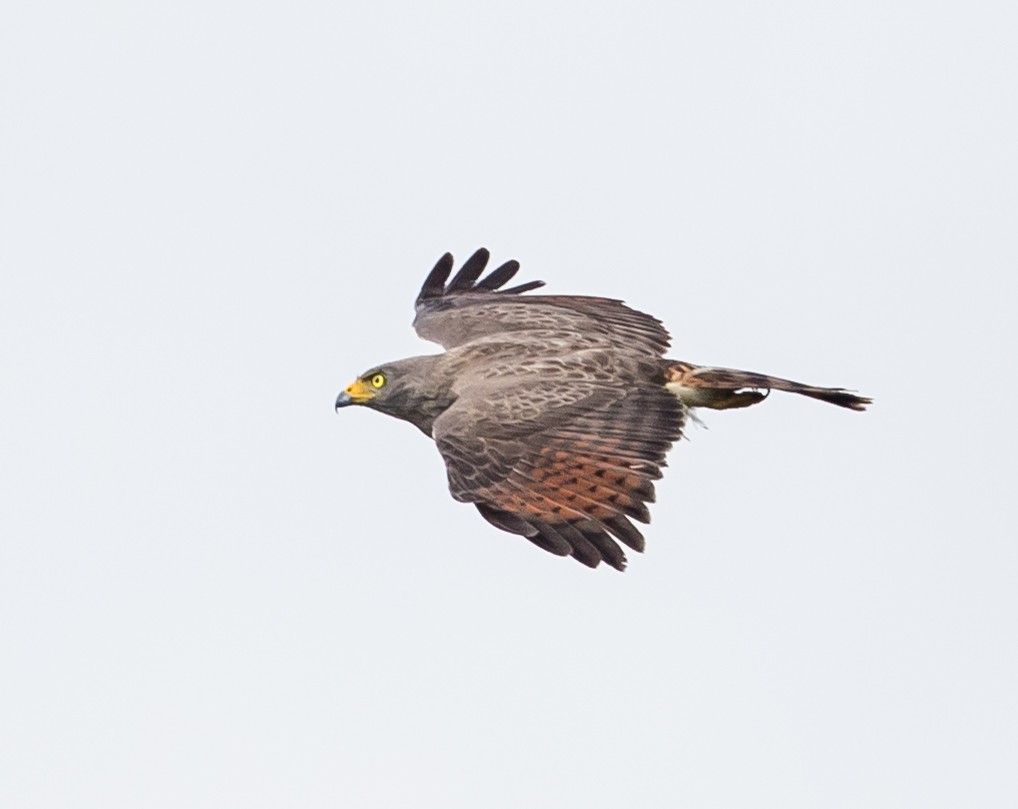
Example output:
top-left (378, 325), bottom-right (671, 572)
top-left (335, 249), bottom-right (869, 571)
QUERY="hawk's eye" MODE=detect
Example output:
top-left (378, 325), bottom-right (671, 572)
top-left (370, 373), bottom-right (386, 389)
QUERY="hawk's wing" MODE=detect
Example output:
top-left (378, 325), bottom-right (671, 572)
top-left (432, 377), bottom-right (685, 570)
top-left (413, 249), bottom-right (671, 357)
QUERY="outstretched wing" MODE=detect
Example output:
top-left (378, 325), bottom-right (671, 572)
top-left (432, 378), bottom-right (685, 571)
top-left (413, 248), bottom-right (671, 357)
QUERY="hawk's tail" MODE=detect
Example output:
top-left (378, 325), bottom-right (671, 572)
top-left (664, 361), bottom-right (871, 412)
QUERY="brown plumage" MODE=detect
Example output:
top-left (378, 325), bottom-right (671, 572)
top-left (335, 248), bottom-right (870, 571)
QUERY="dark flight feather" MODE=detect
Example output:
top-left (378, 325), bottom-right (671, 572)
top-left (445, 248), bottom-right (490, 293)
top-left (417, 252), bottom-right (454, 303)
top-left (415, 248), bottom-right (547, 307)
top-left (601, 516), bottom-right (646, 553)
top-left (474, 260), bottom-right (522, 291)
top-left (497, 280), bottom-right (547, 295)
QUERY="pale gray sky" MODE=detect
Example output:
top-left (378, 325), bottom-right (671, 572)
top-left (2, 2), bottom-right (1016, 807)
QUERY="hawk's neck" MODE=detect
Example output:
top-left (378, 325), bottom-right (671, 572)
top-left (392, 353), bottom-right (460, 436)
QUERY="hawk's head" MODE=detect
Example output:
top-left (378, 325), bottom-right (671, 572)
top-left (334, 355), bottom-right (454, 435)
top-left (335, 367), bottom-right (390, 407)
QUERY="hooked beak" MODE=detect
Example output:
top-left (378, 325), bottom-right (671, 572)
top-left (335, 379), bottom-right (374, 411)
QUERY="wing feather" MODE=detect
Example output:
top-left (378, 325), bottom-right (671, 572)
top-left (418, 252), bottom-right (454, 301)
top-left (474, 260), bottom-right (521, 291)
top-left (433, 379), bottom-right (684, 570)
top-left (413, 249), bottom-right (670, 356)
top-left (444, 248), bottom-right (491, 293)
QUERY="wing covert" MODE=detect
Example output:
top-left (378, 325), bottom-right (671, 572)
top-left (432, 380), bottom-right (685, 570)
top-left (413, 249), bottom-right (671, 356)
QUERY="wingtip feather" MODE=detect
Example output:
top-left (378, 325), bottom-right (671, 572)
top-left (416, 249), bottom-right (541, 303)
top-left (445, 248), bottom-right (490, 293)
top-left (417, 252), bottom-right (454, 303)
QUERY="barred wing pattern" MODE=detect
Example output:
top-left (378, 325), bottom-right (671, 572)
top-left (434, 379), bottom-right (684, 570)
top-left (413, 249), bottom-right (671, 357)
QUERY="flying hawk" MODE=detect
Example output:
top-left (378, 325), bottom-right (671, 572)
top-left (335, 249), bottom-right (869, 571)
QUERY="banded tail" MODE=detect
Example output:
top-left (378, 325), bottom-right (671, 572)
top-left (665, 361), bottom-right (871, 412)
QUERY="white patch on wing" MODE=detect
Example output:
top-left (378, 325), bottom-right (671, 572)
top-left (666, 382), bottom-right (714, 407)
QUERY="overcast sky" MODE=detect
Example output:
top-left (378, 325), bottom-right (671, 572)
top-left (2, 2), bottom-right (1016, 807)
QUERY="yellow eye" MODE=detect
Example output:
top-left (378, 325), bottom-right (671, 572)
top-left (370, 373), bottom-right (386, 389)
